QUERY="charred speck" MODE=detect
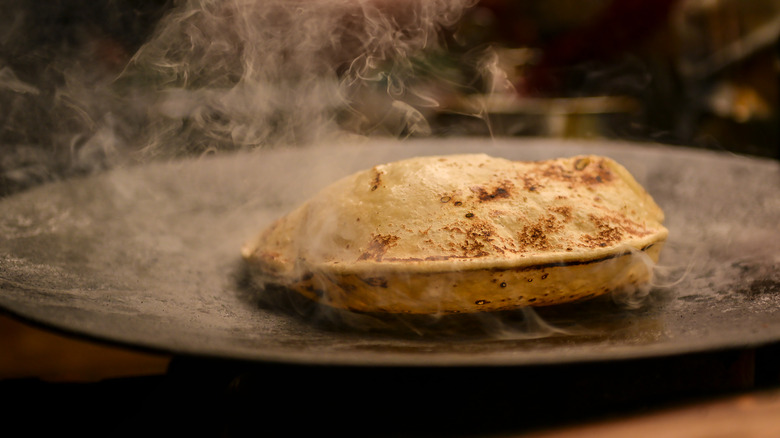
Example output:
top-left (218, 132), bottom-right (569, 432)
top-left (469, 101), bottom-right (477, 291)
top-left (337, 282), bottom-right (357, 293)
top-left (303, 286), bottom-right (325, 298)
top-left (574, 158), bottom-right (590, 170)
top-left (360, 277), bottom-right (389, 288)
top-left (465, 212), bottom-right (474, 218)
top-left (500, 282), bottom-right (507, 288)
top-left (541, 273), bottom-right (549, 280)
top-left (527, 278), bottom-right (533, 282)
top-left (491, 187), bottom-right (508, 198)
top-left (475, 299), bottom-right (490, 305)
top-left (370, 168), bottom-right (383, 191)
top-left (473, 183), bottom-right (513, 202)
top-left (528, 298), bottom-right (537, 302)
top-left (440, 196), bottom-right (451, 203)
top-left (454, 201), bottom-right (463, 206)
top-left (357, 234), bottom-right (399, 262)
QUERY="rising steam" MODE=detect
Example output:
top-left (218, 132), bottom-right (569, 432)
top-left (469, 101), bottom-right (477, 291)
top-left (1, 0), bottom-right (499, 191)
top-left (1, 1), bottom-right (674, 339)
top-left (121, 0), bottom-right (485, 156)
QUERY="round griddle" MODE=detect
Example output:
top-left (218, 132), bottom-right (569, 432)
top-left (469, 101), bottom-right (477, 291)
top-left (1, 137), bottom-right (778, 366)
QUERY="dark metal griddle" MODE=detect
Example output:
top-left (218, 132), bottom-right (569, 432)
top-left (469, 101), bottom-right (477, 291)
top-left (1, 137), bottom-right (778, 366)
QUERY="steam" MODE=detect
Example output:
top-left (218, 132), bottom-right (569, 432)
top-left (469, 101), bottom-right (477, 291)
top-left (608, 245), bottom-right (663, 310)
top-left (251, 279), bottom-right (579, 339)
top-left (0, 0), bottom-right (497, 192)
top-left (115, 0), bottom-right (483, 158)
top-left (2, 1), bottom-right (675, 339)
top-left (246, 245), bottom-right (669, 339)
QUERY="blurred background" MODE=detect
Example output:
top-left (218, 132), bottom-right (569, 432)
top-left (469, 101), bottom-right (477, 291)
top-left (0, 1), bottom-right (779, 434)
top-left (448, 0), bottom-right (779, 155)
top-left (0, 0), bottom-right (778, 199)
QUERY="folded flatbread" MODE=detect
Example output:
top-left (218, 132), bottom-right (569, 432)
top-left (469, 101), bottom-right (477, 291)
top-left (242, 153), bottom-right (667, 314)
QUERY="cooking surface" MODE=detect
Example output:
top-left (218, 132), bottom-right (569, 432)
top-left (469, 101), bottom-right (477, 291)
top-left (0, 137), bottom-right (778, 366)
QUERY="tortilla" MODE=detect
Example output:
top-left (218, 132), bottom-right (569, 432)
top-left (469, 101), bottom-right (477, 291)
top-left (241, 153), bottom-right (668, 314)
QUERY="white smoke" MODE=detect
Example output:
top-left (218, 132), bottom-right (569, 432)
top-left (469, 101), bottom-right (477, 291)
top-left (116, 0), bottom-right (481, 158)
top-left (1, 0), bottom-right (493, 193)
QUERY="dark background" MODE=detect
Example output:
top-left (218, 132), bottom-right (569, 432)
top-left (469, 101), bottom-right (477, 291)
top-left (1, 1), bottom-right (779, 436)
top-left (1, 0), bottom-right (778, 197)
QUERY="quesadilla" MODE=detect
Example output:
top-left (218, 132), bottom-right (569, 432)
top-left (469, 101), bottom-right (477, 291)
top-left (241, 153), bottom-right (668, 314)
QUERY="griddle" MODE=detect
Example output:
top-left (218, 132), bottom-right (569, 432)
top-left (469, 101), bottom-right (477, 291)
top-left (1, 137), bottom-right (778, 367)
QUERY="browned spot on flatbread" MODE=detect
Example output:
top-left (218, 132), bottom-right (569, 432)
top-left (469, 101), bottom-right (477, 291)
top-left (587, 212), bottom-right (653, 243)
top-left (541, 163), bottom-right (574, 180)
top-left (471, 180), bottom-right (514, 202)
top-left (577, 158), bottom-right (614, 185)
top-left (549, 205), bottom-right (572, 221)
top-left (581, 214), bottom-right (624, 248)
top-left (574, 157), bottom-right (590, 170)
top-left (528, 157), bottom-right (614, 187)
top-left (359, 277), bottom-right (389, 288)
top-left (522, 175), bottom-right (541, 192)
top-left (443, 219), bottom-right (498, 258)
top-left (517, 215), bottom-right (562, 251)
top-left (607, 211), bottom-right (653, 236)
top-left (357, 234), bottom-right (399, 261)
top-left (369, 167), bottom-right (383, 191)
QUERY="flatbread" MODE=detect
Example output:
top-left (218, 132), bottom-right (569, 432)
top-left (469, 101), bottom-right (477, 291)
top-left (241, 153), bottom-right (668, 314)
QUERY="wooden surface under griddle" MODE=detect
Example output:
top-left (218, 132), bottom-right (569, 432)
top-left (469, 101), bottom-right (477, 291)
top-left (2, 311), bottom-right (780, 437)
top-left (0, 313), bottom-right (171, 382)
top-left (521, 390), bottom-right (780, 438)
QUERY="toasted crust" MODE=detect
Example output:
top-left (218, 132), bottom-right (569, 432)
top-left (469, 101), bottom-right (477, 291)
top-left (242, 154), bottom-right (668, 314)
